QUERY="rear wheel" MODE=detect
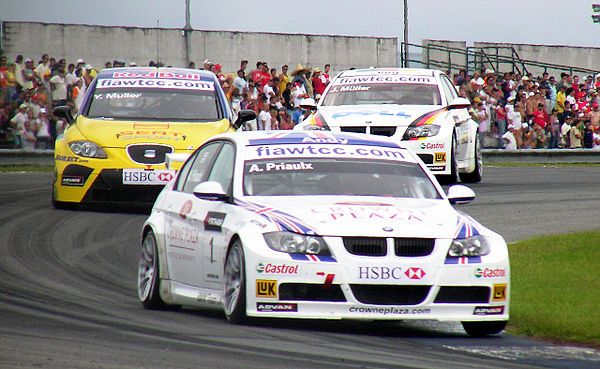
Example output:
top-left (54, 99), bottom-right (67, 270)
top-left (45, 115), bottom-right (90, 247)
top-left (138, 231), bottom-right (167, 309)
top-left (437, 134), bottom-right (459, 185)
top-left (223, 240), bottom-right (247, 323)
top-left (462, 320), bottom-right (507, 337)
top-left (459, 133), bottom-right (483, 183)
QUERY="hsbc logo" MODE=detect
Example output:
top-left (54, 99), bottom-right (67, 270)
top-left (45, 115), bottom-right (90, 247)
top-left (404, 267), bottom-right (426, 280)
top-left (358, 266), bottom-right (426, 280)
top-left (158, 172), bottom-right (173, 181)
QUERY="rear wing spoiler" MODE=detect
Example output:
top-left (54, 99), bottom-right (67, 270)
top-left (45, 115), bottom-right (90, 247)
top-left (165, 153), bottom-right (191, 170)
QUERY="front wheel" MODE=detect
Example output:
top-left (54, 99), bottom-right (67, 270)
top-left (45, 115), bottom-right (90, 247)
top-left (462, 320), bottom-right (507, 337)
top-left (138, 231), bottom-right (167, 309)
top-left (459, 133), bottom-right (483, 183)
top-left (223, 240), bottom-right (247, 323)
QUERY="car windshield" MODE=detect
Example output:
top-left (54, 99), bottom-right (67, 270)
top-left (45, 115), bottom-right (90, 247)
top-left (321, 83), bottom-right (441, 106)
top-left (86, 88), bottom-right (222, 121)
top-left (243, 158), bottom-right (441, 199)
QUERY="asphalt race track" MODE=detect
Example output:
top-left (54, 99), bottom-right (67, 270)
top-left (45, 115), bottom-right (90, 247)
top-left (1, 167), bottom-right (599, 369)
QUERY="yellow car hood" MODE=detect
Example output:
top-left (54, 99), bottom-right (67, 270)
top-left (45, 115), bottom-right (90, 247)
top-left (73, 116), bottom-right (234, 150)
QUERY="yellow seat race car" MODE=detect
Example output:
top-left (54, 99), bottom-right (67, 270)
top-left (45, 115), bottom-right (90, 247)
top-left (52, 67), bottom-right (255, 208)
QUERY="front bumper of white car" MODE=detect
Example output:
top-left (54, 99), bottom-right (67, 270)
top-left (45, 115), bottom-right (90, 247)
top-left (244, 235), bottom-right (510, 322)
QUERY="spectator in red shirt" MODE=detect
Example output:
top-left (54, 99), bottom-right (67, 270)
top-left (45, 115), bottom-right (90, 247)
top-left (532, 103), bottom-right (547, 129)
top-left (312, 68), bottom-right (326, 98)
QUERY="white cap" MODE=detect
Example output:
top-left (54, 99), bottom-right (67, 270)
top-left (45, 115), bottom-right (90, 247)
top-left (76, 58), bottom-right (84, 64)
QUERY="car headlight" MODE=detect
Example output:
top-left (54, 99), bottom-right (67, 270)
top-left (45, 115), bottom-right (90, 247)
top-left (263, 232), bottom-right (330, 255)
top-left (447, 235), bottom-right (490, 257)
top-left (403, 124), bottom-right (441, 139)
top-left (402, 108), bottom-right (445, 140)
top-left (69, 141), bottom-right (108, 159)
top-left (301, 111), bottom-right (330, 131)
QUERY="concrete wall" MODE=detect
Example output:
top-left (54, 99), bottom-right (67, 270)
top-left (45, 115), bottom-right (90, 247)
top-left (421, 39), bottom-right (467, 73)
top-left (473, 42), bottom-right (600, 76)
top-left (0, 21), bottom-right (397, 74)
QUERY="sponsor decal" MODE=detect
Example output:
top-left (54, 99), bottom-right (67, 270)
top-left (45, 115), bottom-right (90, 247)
top-left (247, 161), bottom-right (314, 173)
top-left (405, 267), bottom-right (426, 280)
top-left (167, 250), bottom-right (195, 261)
top-left (256, 280), bottom-right (277, 298)
top-left (116, 130), bottom-right (186, 142)
top-left (61, 175), bottom-right (85, 186)
top-left (204, 212), bottom-right (226, 232)
top-left (428, 165), bottom-right (446, 171)
top-left (331, 110), bottom-right (411, 119)
top-left (444, 256), bottom-right (482, 264)
top-left (167, 224), bottom-right (199, 244)
top-left (112, 71), bottom-right (205, 80)
top-left (316, 272), bottom-right (335, 289)
top-left (256, 263), bottom-right (299, 275)
top-left (434, 152), bottom-right (446, 163)
top-left (311, 204), bottom-right (425, 222)
top-left (97, 78), bottom-right (214, 91)
top-left (493, 284), bottom-right (507, 301)
top-left (348, 306), bottom-right (431, 315)
top-left (122, 169), bottom-right (175, 185)
top-left (250, 144), bottom-right (407, 161)
top-left (473, 306), bottom-right (505, 315)
top-left (475, 268), bottom-right (506, 278)
top-left (358, 266), bottom-right (402, 280)
top-left (419, 142), bottom-right (445, 150)
top-left (246, 131), bottom-right (403, 148)
top-left (256, 303), bottom-right (297, 312)
top-left (333, 75), bottom-right (435, 85)
top-left (179, 199), bottom-right (192, 219)
top-left (55, 155), bottom-right (86, 163)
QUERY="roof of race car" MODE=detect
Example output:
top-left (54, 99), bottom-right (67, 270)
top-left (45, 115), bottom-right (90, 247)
top-left (96, 67), bottom-right (218, 82)
top-left (215, 131), bottom-right (404, 148)
top-left (337, 67), bottom-right (439, 79)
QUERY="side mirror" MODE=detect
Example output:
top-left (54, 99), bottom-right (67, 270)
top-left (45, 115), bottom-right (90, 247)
top-left (447, 184), bottom-right (475, 205)
top-left (232, 109), bottom-right (257, 130)
top-left (53, 105), bottom-right (75, 124)
top-left (448, 97), bottom-right (471, 110)
top-left (193, 181), bottom-right (228, 201)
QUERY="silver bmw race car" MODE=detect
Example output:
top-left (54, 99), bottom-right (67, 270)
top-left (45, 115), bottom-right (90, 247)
top-left (137, 131), bottom-right (508, 336)
top-left (298, 68), bottom-right (482, 184)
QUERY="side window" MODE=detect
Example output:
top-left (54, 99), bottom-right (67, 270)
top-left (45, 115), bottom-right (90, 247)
top-left (207, 142), bottom-right (235, 193)
top-left (182, 142), bottom-right (222, 193)
top-left (174, 150), bottom-right (198, 192)
top-left (441, 75), bottom-right (458, 103)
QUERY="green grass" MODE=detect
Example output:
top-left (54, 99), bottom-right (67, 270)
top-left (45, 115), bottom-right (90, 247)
top-left (0, 165), bottom-right (53, 172)
top-left (507, 232), bottom-right (600, 347)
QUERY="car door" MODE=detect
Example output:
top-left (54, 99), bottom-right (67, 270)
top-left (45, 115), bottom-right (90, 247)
top-left (197, 141), bottom-right (236, 287)
top-left (162, 141), bottom-right (222, 287)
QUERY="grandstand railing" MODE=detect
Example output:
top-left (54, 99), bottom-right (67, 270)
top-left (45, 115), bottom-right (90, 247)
top-left (400, 42), bottom-right (600, 77)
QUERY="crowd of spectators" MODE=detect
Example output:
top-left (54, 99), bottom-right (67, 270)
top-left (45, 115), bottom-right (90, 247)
top-left (456, 68), bottom-right (600, 149)
top-left (2, 51), bottom-right (600, 150)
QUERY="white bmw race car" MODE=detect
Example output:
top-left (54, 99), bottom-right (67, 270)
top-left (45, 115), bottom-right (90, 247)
top-left (138, 131), bottom-right (509, 336)
top-left (298, 68), bottom-right (482, 184)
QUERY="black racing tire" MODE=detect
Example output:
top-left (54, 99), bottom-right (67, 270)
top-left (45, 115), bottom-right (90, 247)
top-left (462, 320), bottom-right (508, 337)
top-left (459, 133), bottom-right (483, 183)
top-left (437, 133), bottom-right (459, 185)
top-left (138, 231), bottom-right (168, 309)
top-left (223, 239), bottom-right (247, 324)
